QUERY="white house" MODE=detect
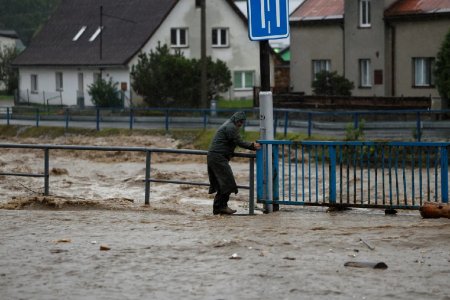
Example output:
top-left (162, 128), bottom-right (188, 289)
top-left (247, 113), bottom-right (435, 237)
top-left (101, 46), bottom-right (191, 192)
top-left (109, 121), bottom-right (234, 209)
top-left (12, 0), bottom-right (275, 107)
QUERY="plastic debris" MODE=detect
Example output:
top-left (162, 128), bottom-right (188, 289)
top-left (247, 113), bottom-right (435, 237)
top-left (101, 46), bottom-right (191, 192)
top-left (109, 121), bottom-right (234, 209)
top-left (229, 253), bottom-right (241, 259)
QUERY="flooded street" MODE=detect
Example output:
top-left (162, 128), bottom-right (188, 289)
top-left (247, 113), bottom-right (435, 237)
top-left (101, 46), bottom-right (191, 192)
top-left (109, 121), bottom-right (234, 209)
top-left (1, 134), bottom-right (449, 299)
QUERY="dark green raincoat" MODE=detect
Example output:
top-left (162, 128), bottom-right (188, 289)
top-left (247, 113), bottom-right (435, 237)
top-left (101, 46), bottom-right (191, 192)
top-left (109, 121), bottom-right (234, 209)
top-left (207, 111), bottom-right (256, 195)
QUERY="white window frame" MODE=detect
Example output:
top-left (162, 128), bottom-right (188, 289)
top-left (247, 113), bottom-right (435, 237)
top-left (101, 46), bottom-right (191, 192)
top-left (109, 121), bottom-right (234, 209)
top-left (312, 60), bottom-right (331, 79)
top-left (359, 0), bottom-right (371, 28)
top-left (171, 28), bottom-right (188, 48)
top-left (31, 74), bottom-right (38, 93)
top-left (413, 57), bottom-right (435, 87)
top-left (234, 71), bottom-right (254, 90)
top-left (212, 28), bottom-right (229, 48)
top-left (55, 72), bottom-right (63, 91)
top-left (359, 59), bottom-right (372, 87)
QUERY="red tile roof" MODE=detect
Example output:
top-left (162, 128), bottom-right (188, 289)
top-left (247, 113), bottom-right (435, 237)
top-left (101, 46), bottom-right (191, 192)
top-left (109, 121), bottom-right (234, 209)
top-left (385, 0), bottom-right (450, 16)
top-left (290, 0), bottom-right (343, 21)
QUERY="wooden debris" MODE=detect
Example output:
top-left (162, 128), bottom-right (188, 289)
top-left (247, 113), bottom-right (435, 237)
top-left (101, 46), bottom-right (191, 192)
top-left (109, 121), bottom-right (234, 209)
top-left (344, 261), bottom-right (388, 269)
top-left (419, 202), bottom-right (450, 219)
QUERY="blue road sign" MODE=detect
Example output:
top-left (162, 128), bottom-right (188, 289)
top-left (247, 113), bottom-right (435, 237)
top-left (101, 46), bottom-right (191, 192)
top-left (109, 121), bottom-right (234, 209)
top-left (247, 0), bottom-right (289, 41)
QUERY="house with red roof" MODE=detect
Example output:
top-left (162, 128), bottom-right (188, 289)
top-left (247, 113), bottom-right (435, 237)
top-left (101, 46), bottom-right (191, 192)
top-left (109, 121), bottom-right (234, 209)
top-left (12, 0), bottom-right (275, 107)
top-left (290, 0), bottom-right (450, 108)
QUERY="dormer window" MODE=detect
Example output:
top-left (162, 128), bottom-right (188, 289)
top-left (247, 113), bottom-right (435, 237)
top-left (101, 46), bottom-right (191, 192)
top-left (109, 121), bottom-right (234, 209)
top-left (89, 26), bottom-right (103, 42)
top-left (72, 26), bottom-right (87, 41)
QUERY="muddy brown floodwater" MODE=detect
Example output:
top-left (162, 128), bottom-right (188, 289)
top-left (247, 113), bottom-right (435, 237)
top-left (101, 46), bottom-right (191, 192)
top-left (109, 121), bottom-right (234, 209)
top-left (0, 134), bottom-right (449, 300)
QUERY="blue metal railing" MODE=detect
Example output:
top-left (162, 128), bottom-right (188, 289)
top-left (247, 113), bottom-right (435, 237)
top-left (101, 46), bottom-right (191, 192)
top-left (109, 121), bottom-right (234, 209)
top-left (257, 140), bottom-right (449, 209)
top-left (2, 107), bottom-right (450, 141)
top-left (0, 144), bottom-right (256, 214)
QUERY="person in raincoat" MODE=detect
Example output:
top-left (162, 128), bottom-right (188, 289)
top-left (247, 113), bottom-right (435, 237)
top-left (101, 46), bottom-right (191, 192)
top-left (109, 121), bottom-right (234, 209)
top-left (207, 111), bottom-right (261, 215)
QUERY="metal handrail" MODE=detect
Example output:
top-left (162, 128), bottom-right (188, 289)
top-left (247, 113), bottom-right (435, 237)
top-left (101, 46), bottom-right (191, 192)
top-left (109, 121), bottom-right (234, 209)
top-left (0, 144), bottom-right (256, 214)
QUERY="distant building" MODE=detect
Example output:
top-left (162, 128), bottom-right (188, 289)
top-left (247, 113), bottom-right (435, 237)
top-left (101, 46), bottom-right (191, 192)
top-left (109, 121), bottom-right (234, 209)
top-left (290, 0), bottom-right (450, 107)
top-left (12, 0), bottom-right (276, 107)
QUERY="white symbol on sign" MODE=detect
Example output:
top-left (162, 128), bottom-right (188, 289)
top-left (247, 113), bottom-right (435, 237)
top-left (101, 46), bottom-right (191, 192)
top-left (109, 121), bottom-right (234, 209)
top-left (260, 0), bottom-right (281, 34)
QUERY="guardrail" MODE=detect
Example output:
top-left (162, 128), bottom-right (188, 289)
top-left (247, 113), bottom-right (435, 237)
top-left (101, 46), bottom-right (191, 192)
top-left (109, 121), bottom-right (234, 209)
top-left (0, 144), bottom-right (256, 214)
top-left (257, 140), bottom-right (449, 210)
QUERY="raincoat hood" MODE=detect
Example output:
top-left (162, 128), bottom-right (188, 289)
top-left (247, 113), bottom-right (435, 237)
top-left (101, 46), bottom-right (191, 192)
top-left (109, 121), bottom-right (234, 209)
top-left (230, 111), bottom-right (246, 123)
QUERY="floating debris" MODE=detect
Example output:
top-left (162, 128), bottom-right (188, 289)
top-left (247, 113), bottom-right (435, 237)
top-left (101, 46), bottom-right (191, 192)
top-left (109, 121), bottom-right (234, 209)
top-left (229, 253), bottom-right (241, 260)
top-left (100, 244), bottom-right (111, 251)
top-left (344, 261), bottom-right (388, 269)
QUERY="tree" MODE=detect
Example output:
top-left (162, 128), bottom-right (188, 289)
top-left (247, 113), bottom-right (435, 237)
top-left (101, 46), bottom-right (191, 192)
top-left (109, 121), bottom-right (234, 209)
top-left (0, 45), bottom-right (19, 94)
top-left (87, 78), bottom-right (122, 107)
top-left (312, 70), bottom-right (354, 96)
top-left (434, 28), bottom-right (450, 108)
top-left (131, 43), bottom-right (232, 108)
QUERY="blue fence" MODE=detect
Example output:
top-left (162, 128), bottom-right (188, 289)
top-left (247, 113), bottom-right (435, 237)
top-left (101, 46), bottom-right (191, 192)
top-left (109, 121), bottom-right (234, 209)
top-left (257, 140), bottom-right (449, 209)
top-left (1, 106), bottom-right (450, 141)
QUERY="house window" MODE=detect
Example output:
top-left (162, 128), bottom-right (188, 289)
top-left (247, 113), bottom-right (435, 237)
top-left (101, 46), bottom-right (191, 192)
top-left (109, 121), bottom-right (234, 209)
top-left (73, 26), bottom-right (87, 41)
top-left (93, 72), bottom-right (101, 82)
top-left (359, 59), bottom-right (372, 87)
top-left (89, 26), bottom-right (103, 42)
top-left (234, 71), bottom-right (254, 89)
top-left (212, 28), bottom-right (229, 47)
top-left (55, 72), bottom-right (63, 91)
top-left (31, 74), bottom-right (38, 93)
top-left (312, 60), bottom-right (331, 79)
top-left (359, 0), bottom-right (371, 27)
top-left (171, 28), bottom-right (188, 47)
top-left (413, 57), bottom-right (435, 87)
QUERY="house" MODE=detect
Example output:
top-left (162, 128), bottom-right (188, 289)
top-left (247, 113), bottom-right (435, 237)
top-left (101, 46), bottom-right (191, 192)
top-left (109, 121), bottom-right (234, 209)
top-left (289, 0), bottom-right (450, 108)
top-left (12, 0), bottom-right (276, 107)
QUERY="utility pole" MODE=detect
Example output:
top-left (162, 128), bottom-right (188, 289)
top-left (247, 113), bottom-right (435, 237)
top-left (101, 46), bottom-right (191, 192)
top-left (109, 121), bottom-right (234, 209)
top-left (200, 0), bottom-right (207, 108)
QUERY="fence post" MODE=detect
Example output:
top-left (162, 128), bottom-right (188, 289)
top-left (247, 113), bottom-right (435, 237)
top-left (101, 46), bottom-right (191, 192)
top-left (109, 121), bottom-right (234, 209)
top-left (249, 157), bottom-right (255, 215)
top-left (283, 111), bottom-right (288, 137)
top-left (441, 146), bottom-right (448, 203)
top-left (129, 109), bottom-right (134, 130)
top-left (308, 113), bottom-right (312, 137)
top-left (416, 112), bottom-right (421, 142)
top-left (96, 108), bottom-right (100, 131)
top-left (203, 109), bottom-right (208, 129)
top-left (65, 108), bottom-right (69, 130)
top-left (165, 109), bottom-right (169, 132)
top-left (6, 107), bottom-right (10, 125)
top-left (256, 148), bottom-right (264, 203)
top-left (145, 150), bottom-right (151, 205)
top-left (273, 144), bottom-right (279, 204)
top-left (329, 145), bottom-right (336, 204)
top-left (36, 108), bottom-right (40, 127)
top-left (44, 148), bottom-right (49, 195)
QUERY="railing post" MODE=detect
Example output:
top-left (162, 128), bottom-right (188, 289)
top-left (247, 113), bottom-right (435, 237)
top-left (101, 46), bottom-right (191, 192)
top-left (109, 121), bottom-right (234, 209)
top-left (145, 150), bottom-right (151, 205)
top-left (129, 108), bottom-right (134, 130)
top-left (65, 108), bottom-right (69, 130)
top-left (273, 144), bottom-right (279, 204)
top-left (329, 145), bottom-right (336, 204)
top-left (256, 147), bottom-right (264, 203)
top-left (441, 146), bottom-right (448, 203)
top-left (416, 112), bottom-right (421, 142)
top-left (203, 110), bottom-right (208, 129)
top-left (249, 157), bottom-right (255, 215)
top-left (96, 108), bottom-right (100, 131)
top-left (308, 113), bottom-right (312, 137)
top-left (165, 109), bottom-right (169, 132)
top-left (44, 148), bottom-right (49, 195)
top-left (36, 108), bottom-right (40, 127)
top-left (283, 111), bottom-right (288, 137)
top-left (6, 107), bottom-right (10, 125)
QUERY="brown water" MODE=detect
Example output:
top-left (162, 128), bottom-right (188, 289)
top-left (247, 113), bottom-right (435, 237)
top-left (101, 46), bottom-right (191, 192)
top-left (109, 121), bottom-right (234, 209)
top-left (1, 135), bottom-right (449, 299)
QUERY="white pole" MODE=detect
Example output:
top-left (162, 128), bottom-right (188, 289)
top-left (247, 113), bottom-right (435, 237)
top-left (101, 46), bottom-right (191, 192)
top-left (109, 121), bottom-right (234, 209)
top-left (259, 91), bottom-right (274, 213)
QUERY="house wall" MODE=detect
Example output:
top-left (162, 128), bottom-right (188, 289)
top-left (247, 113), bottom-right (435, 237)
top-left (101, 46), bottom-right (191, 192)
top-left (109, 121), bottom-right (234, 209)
top-left (131, 0), bottom-right (267, 100)
top-left (392, 19), bottom-right (450, 98)
top-left (290, 23), bottom-right (344, 94)
top-left (344, 0), bottom-right (387, 96)
top-left (18, 67), bottom-right (131, 106)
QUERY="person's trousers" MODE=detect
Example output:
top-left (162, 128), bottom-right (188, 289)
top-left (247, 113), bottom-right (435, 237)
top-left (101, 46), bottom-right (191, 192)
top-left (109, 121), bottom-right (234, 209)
top-left (213, 192), bottom-right (231, 210)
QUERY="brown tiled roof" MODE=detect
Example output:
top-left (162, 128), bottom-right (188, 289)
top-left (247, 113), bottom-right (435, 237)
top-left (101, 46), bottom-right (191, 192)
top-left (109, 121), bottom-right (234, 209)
top-left (385, 0), bottom-right (450, 17)
top-left (13, 0), bottom-right (179, 67)
top-left (290, 0), bottom-right (343, 22)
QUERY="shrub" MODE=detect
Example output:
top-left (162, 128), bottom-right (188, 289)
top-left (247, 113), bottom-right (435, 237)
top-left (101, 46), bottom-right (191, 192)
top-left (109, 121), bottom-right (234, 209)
top-left (87, 78), bottom-right (122, 107)
top-left (312, 70), bottom-right (354, 96)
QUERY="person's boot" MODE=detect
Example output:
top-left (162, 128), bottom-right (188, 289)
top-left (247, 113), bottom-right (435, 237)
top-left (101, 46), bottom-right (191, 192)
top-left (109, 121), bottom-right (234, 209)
top-left (218, 206), bottom-right (237, 215)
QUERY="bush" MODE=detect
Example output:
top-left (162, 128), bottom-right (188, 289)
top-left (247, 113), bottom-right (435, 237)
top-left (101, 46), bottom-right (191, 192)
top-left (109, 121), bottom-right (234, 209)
top-left (131, 43), bottom-right (231, 108)
top-left (435, 28), bottom-right (450, 108)
top-left (87, 78), bottom-right (122, 107)
top-left (312, 70), bottom-right (354, 96)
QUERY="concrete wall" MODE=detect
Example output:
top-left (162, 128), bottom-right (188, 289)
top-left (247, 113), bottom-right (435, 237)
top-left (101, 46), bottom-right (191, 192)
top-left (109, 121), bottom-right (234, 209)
top-left (290, 23), bottom-right (344, 94)
top-left (392, 19), bottom-right (450, 98)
